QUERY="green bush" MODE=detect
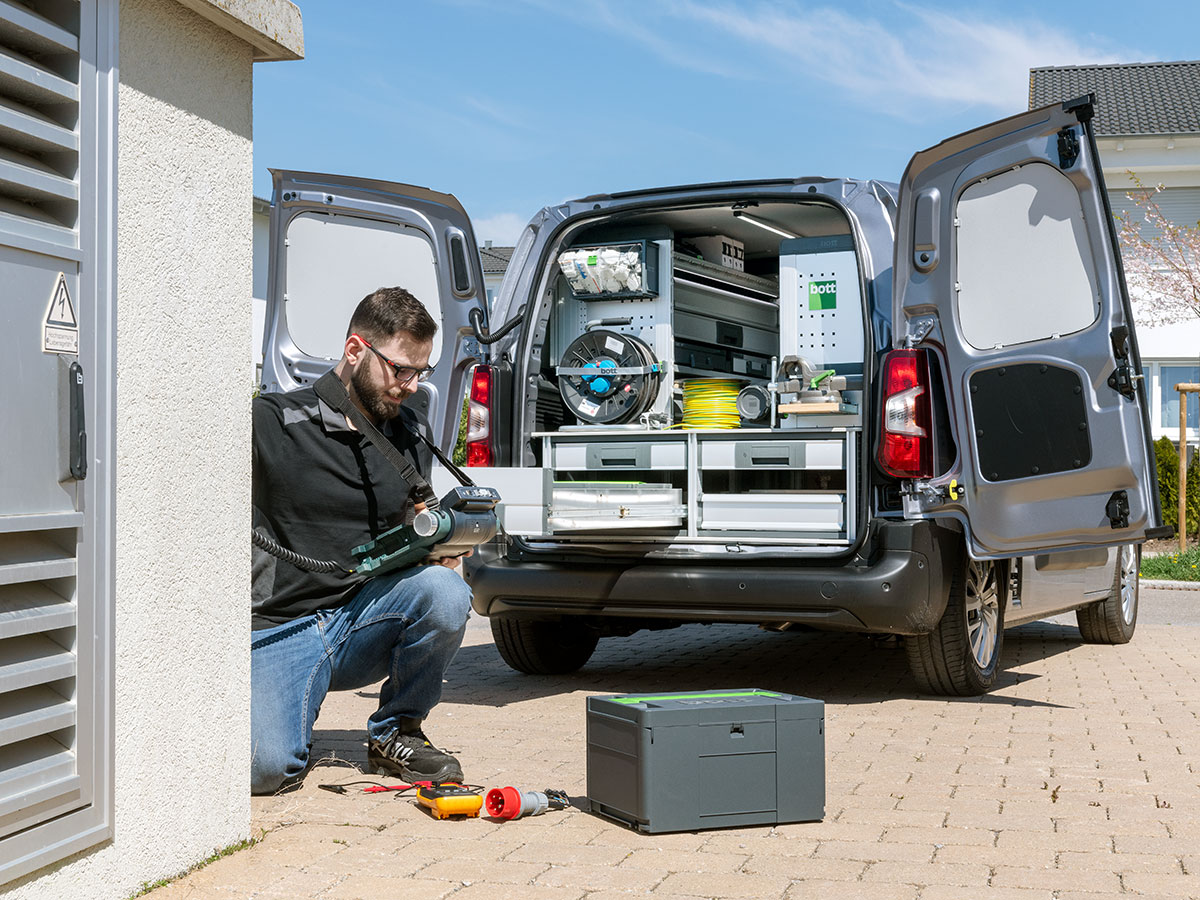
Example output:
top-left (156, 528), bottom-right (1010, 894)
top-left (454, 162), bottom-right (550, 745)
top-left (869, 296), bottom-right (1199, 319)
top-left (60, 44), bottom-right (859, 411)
top-left (1153, 436), bottom-right (1200, 538)
top-left (453, 394), bottom-right (469, 467)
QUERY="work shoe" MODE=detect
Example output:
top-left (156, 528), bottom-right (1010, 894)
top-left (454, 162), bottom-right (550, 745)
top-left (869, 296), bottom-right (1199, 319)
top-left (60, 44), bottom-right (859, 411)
top-left (367, 729), bottom-right (464, 783)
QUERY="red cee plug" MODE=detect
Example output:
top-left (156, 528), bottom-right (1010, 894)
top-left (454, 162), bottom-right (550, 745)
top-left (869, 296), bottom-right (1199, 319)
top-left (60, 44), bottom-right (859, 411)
top-left (484, 787), bottom-right (568, 820)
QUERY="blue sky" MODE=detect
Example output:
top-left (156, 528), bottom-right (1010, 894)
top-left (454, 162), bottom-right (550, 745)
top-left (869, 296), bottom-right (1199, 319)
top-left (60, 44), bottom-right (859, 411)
top-left (254, 0), bottom-right (1200, 245)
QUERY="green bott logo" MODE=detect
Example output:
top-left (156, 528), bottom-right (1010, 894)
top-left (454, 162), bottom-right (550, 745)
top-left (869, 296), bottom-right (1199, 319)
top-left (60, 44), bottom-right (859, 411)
top-left (809, 279), bottom-right (836, 310)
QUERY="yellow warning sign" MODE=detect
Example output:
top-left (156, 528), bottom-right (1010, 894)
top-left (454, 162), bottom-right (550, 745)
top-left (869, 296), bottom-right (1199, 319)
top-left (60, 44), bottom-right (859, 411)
top-left (43, 272), bottom-right (78, 354)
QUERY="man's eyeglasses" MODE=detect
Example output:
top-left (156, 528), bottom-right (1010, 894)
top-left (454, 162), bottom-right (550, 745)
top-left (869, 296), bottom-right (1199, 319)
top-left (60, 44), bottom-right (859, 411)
top-left (352, 334), bottom-right (434, 384)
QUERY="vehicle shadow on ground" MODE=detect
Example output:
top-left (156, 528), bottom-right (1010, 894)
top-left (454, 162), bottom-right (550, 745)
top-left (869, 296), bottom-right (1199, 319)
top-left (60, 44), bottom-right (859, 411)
top-left (452, 620), bottom-right (1085, 709)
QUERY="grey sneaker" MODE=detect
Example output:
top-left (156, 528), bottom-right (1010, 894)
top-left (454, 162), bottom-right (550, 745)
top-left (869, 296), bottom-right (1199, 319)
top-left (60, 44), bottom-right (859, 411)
top-left (367, 729), bottom-right (464, 783)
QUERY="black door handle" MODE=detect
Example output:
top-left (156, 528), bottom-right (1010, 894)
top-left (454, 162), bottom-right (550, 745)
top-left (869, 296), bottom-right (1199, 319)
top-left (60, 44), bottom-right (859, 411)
top-left (69, 361), bottom-right (86, 480)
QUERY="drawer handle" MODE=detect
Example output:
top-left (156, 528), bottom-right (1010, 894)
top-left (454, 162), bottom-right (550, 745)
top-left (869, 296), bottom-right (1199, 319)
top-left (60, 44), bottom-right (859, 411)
top-left (730, 724), bottom-right (744, 738)
top-left (752, 455), bottom-right (789, 467)
top-left (602, 457), bottom-right (638, 467)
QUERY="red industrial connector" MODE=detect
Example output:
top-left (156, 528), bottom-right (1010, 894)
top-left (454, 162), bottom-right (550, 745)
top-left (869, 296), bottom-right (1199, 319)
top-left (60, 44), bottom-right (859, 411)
top-left (484, 786), bottom-right (568, 820)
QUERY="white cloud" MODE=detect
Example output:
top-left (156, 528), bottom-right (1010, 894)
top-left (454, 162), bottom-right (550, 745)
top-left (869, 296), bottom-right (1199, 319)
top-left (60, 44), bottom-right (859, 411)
top-left (474, 212), bottom-right (527, 247)
top-left (541, 0), bottom-right (1137, 116)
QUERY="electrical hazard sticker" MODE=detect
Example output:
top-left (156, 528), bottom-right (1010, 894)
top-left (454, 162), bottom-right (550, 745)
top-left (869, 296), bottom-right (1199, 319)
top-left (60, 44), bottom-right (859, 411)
top-left (43, 272), bottom-right (78, 355)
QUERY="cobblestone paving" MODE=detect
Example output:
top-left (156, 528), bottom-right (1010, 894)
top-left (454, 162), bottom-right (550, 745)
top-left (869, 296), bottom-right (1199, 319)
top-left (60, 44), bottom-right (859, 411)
top-left (151, 596), bottom-right (1200, 900)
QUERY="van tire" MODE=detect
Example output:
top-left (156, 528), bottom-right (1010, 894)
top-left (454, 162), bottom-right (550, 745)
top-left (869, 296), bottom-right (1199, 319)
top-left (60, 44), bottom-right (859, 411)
top-left (906, 557), bottom-right (1007, 696)
top-left (1076, 544), bottom-right (1139, 644)
top-left (490, 617), bottom-right (599, 675)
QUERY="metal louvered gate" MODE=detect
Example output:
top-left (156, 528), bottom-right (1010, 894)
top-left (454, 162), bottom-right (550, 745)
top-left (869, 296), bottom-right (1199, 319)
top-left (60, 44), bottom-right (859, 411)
top-left (0, 0), bottom-right (115, 882)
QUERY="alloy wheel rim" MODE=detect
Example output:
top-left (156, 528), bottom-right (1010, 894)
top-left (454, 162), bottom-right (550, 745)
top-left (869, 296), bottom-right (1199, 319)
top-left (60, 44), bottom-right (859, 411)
top-left (1119, 544), bottom-right (1138, 625)
top-left (965, 561), bottom-right (1000, 668)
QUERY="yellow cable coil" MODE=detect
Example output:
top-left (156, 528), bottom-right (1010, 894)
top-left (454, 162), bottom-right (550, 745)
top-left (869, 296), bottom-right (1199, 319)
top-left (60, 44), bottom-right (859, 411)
top-left (681, 379), bottom-right (743, 430)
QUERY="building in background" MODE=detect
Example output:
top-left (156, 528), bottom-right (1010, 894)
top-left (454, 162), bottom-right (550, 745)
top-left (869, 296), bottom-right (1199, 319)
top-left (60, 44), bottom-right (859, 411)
top-left (0, 2), bottom-right (302, 897)
top-left (1031, 61), bottom-right (1200, 444)
top-left (480, 240), bottom-right (514, 309)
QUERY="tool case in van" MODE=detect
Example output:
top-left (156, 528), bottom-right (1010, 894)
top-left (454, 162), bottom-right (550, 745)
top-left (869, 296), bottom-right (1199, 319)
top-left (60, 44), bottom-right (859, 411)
top-left (586, 689), bottom-right (825, 833)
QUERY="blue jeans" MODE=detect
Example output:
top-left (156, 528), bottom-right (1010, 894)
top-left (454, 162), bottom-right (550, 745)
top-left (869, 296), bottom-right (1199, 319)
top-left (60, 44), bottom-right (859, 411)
top-left (249, 564), bottom-right (471, 794)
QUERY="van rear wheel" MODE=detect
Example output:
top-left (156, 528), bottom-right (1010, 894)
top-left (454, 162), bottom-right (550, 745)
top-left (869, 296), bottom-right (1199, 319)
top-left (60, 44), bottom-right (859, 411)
top-left (1076, 544), bottom-right (1139, 644)
top-left (906, 557), bottom-right (1007, 696)
top-left (490, 616), bottom-right (599, 675)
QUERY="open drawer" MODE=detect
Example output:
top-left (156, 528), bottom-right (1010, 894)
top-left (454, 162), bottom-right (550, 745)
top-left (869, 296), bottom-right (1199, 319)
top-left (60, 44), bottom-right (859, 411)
top-left (547, 483), bottom-right (686, 531)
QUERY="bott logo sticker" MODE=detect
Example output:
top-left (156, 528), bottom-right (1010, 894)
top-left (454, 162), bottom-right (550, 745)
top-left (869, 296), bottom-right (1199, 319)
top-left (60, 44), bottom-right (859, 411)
top-left (808, 279), bottom-right (837, 310)
top-left (43, 272), bottom-right (79, 355)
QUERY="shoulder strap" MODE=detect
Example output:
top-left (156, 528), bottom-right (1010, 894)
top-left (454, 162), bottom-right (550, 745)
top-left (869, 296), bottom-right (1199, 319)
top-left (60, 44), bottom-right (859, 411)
top-left (313, 372), bottom-right (440, 509)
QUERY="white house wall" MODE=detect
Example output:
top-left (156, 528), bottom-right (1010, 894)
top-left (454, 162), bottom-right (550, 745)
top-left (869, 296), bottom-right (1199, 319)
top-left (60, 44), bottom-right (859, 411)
top-left (5, 0), bottom-right (257, 895)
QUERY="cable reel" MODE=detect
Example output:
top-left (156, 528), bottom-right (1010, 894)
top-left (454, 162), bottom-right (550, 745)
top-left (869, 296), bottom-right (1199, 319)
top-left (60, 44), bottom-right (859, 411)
top-left (556, 329), bottom-right (661, 425)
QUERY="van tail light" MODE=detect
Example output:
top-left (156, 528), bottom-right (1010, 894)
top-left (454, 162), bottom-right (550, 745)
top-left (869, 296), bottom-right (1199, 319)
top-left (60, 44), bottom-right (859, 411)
top-left (878, 349), bottom-right (933, 478)
top-left (465, 364), bottom-right (495, 467)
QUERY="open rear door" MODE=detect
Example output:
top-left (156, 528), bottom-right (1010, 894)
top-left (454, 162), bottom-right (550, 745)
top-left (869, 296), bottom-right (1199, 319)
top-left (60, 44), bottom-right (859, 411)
top-left (893, 96), bottom-right (1163, 558)
top-left (261, 170), bottom-right (486, 451)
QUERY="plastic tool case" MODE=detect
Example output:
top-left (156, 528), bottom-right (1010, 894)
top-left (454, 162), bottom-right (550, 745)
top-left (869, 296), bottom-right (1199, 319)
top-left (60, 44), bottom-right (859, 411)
top-left (586, 689), bottom-right (825, 833)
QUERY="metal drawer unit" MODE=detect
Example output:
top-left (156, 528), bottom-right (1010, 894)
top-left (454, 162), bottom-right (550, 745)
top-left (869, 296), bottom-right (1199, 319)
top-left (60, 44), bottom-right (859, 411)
top-left (551, 438), bottom-right (686, 471)
top-left (693, 430), bottom-right (857, 543)
top-left (538, 430), bottom-right (857, 543)
top-left (698, 437), bottom-right (844, 470)
top-left (543, 433), bottom-right (688, 535)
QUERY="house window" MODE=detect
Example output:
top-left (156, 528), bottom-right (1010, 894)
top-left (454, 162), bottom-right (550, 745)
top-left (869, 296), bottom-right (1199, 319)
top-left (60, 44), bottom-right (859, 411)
top-left (0, 0), bottom-right (116, 883)
top-left (1160, 364), bottom-right (1200, 431)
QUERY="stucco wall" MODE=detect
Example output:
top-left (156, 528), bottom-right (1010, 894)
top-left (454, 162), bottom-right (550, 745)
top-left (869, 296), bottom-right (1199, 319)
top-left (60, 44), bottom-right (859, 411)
top-left (5, 0), bottom-right (254, 895)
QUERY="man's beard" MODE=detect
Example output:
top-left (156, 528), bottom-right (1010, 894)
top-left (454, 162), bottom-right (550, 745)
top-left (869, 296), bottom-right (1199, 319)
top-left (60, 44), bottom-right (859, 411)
top-left (351, 365), bottom-right (402, 423)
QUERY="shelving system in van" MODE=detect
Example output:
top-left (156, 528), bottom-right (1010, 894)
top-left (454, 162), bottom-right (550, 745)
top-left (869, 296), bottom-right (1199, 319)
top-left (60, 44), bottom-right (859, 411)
top-left (533, 212), bottom-right (865, 547)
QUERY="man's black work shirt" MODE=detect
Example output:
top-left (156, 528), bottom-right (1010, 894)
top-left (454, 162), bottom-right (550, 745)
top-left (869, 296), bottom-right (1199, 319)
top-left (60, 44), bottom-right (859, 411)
top-left (251, 386), bottom-right (432, 630)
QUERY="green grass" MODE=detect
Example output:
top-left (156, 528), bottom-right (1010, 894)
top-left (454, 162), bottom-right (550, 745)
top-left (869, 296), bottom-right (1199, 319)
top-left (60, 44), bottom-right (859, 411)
top-left (1140, 545), bottom-right (1200, 581)
top-left (128, 834), bottom-right (261, 898)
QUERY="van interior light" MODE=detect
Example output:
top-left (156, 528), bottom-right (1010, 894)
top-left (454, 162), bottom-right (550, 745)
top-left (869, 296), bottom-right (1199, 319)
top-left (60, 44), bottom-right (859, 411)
top-left (732, 211), bottom-right (798, 239)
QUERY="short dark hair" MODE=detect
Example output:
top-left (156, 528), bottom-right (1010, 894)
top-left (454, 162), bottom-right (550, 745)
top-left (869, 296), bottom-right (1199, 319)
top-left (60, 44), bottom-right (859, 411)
top-left (346, 287), bottom-right (438, 344)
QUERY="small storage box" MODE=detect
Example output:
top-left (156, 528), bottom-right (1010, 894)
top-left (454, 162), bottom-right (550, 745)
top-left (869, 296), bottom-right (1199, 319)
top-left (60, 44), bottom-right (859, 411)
top-left (587, 689), bottom-right (825, 833)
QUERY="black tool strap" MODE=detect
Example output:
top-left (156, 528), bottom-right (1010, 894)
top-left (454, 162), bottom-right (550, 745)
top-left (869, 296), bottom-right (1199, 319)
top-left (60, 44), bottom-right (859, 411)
top-left (314, 371), bottom-right (442, 509)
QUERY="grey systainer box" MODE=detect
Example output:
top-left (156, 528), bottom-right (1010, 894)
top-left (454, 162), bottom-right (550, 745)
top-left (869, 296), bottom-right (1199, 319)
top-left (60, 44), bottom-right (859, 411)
top-left (586, 689), bottom-right (825, 833)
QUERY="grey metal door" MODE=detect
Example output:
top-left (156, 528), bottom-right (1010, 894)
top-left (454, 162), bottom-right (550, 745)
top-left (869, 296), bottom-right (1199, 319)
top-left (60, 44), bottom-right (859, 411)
top-left (259, 170), bottom-right (488, 451)
top-left (893, 97), bottom-right (1161, 558)
top-left (0, 0), bottom-right (115, 882)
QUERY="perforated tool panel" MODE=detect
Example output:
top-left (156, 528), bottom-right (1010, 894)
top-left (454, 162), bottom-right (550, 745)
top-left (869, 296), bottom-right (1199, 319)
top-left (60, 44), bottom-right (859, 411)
top-left (778, 236), bottom-right (863, 371)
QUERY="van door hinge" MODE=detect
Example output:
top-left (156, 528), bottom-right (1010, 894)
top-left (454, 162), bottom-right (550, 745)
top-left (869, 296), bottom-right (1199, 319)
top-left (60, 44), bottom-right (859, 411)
top-left (1105, 490), bottom-right (1130, 529)
top-left (1106, 325), bottom-right (1142, 400)
top-left (1057, 127), bottom-right (1081, 169)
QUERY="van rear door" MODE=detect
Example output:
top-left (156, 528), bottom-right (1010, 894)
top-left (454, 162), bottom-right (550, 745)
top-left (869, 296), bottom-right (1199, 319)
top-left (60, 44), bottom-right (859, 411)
top-left (261, 169), bottom-right (486, 450)
top-left (892, 96), bottom-right (1163, 558)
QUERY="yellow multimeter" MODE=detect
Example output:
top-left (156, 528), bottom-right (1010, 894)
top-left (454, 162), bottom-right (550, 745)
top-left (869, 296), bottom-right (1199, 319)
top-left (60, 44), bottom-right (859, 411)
top-left (415, 783), bottom-right (484, 819)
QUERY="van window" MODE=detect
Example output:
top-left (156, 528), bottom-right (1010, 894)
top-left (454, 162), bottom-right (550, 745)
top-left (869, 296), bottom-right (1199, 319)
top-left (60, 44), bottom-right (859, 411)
top-left (284, 212), bottom-right (443, 363)
top-left (955, 162), bottom-right (1100, 350)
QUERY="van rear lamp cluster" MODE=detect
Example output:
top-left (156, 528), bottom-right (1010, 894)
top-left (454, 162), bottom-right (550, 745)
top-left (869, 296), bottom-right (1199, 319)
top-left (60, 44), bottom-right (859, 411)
top-left (878, 349), bottom-right (933, 478)
top-left (466, 365), bottom-right (495, 467)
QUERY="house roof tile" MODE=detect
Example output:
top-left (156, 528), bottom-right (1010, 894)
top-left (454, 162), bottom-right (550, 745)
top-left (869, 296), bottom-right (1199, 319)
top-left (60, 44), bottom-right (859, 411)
top-left (1029, 61), bottom-right (1200, 136)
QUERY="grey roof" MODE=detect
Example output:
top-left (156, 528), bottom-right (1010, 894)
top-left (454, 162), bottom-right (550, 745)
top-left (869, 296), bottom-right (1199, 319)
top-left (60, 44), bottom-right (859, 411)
top-left (1029, 61), bottom-right (1200, 136)
top-left (480, 245), bottom-right (514, 275)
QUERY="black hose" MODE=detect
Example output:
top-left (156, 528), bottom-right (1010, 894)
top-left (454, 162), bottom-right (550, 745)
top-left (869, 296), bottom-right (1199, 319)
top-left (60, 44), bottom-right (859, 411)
top-left (470, 306), bottom-right (525, 346)
top-left (252, 529), bottom-right (351, 575)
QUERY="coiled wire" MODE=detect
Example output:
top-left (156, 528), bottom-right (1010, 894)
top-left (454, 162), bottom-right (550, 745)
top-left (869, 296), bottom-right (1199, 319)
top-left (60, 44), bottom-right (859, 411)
top-left (680, 379), bottom-right (743, 430)
top-left (252, 528), bottom-right (350, 575)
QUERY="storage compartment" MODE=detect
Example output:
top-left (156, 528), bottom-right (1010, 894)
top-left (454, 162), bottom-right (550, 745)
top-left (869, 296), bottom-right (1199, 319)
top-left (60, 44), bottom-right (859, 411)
top-left (527, 199), bottom-right (866, 551)
top-left (586, 689), bottom-right (825, 833)
top-left (699, 492), bottom-right (844, 532)
top-left (547, 483), bottom-right (685, 532)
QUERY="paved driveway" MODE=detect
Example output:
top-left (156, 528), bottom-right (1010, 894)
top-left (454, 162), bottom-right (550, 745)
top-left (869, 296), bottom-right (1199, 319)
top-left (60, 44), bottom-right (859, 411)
top-left (154, 585), bottom-right (1200, 900)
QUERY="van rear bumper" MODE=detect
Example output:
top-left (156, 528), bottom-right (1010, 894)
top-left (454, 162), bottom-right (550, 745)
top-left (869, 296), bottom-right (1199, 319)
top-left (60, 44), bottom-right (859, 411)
top-left (468, 520), bottom-right (960, 635)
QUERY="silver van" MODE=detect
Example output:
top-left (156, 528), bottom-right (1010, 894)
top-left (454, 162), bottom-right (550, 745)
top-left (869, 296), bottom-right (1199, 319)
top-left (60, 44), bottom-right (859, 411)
top-left (261, 96), bottom-right (1167, 696)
